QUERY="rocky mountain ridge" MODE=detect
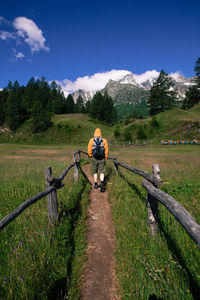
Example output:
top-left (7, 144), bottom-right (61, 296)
top-left (73, 71), bottom-right (196, 105)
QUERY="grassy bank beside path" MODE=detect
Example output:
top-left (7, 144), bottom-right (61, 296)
top-left (0, 144), bottom-right (90, 299)
top-left (108, 145), bottom-right (200, 299)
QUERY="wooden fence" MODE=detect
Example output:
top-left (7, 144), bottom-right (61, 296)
top-left (0, 150), bottom-right (200, 250)
top-left (111, 158), bottom-right (200, 249)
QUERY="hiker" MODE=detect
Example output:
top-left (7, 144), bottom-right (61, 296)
top-left (88, 128), bottom-right (108, 192)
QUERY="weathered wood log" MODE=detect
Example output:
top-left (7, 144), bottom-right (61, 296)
top-left (73, 153), bottom-right (79, 183)
top-left (116, 161), bottom-right (162, 186)
top-left (113, 159), bottom-right (119, 175)
top-left (0, 182), bottom-right (64, 232)
top-left (45, 166), bottom-right (58, 225)
top-left (147, 164), bottom-right (160, 236)
top-left (79, 150), bottom-right (88, 156)
top-left (142, 179), bottom-right (200, 248)
top-left (57, 163), bottom-right (75, 182)
top-left (152, 164), bottom-right (161, 181)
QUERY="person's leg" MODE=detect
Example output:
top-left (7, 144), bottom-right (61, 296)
top-left (100, 173), bottom-right (104, 182)
top-left (92, 158), bottom-right (99, 188)
top-left (99, 159), bottom-right (106, 192)
top-left (94, 173), bottom-right (98, 189)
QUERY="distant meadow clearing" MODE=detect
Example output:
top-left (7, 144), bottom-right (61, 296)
top-left (0, 143), bottom-right (200, 299)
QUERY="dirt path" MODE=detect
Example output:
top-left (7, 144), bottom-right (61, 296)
top-left (82, 164), bottom-right (120, 300)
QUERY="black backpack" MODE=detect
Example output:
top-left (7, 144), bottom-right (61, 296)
top-left (92, 137), bottom-right (105, 159)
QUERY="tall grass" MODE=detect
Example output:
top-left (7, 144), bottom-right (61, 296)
top-left (1, 143), bottom-right (200, 299)
top-left (0, 146), bottom-right (90, 299)
top-left (108, 145), bottom-right (200, 299)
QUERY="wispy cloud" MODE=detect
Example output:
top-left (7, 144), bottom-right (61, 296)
top-left (15, 52), bottom-right (24, 59)
top-left (0, 16), bottom-right (49, 55)
top-left (169, 71), bottom-right (183, 81)
top-left (0, 31), bottom-right (16, 40)
top-left (132, 70), bottom-right (160, 84)
top-left (13, 17), bottom-right (50, 53)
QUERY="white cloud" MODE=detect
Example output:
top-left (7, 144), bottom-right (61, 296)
top-left (0, 31), bottom-right (16, 40)
top-left (132, 70), bottom-right (160, 84)
top-left (56, 69), bottom-right (187, 96)
top-left (15, 52), bottom-right (24, 59)
top-left (57, 69), bottom-right (131, 95)
top-left (13, 17), bottom-right (49, 53)
top-left (169, 71), bottom-right (183, 81)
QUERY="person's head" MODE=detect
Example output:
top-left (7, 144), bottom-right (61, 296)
top-left (94, 128), bottom-right (102, 138)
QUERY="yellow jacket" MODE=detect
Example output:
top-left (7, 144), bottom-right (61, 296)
top-left (88, 128), bottom-right (108, 159)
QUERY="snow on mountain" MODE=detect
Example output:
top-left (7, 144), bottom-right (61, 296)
top-left (66, 69), bottom-right (195, 103)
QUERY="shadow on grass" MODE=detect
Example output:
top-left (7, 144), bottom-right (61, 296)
top-left (149, 295), bottom-right (163, 300)
top-left (47, 168), bottom-right (89, 299)
top-left (118, 170), bottom-right (200, 299)
top-left (118, 171), bottom-right (146, 203)
top-left (158, 218), bottom-right (200, 299)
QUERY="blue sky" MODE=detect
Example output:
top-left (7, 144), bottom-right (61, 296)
top-left (0, 0), bottom-right (200, 92)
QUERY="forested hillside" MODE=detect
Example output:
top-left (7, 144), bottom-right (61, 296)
top-left (0, 58), bottom-right (199, 142)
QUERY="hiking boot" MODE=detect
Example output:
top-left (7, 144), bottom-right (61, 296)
top-left (94, 182), bottom-right (99, 189)
top-left (100, 181), bottom-right (105, 193)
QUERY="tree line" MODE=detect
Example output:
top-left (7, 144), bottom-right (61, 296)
top-left (0, 57), bottom-right (199, 132)
top-left (0, 77), bottom-right (116, 132)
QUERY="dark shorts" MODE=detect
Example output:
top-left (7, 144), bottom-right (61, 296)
top-left (91, 157), bottom-right (106, 174)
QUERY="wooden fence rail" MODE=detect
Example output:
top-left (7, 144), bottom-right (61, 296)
top-left (0, 159), bottom-right (77, 231)
top-left (142, 179), bottom-right (200, 248)
top-left (111, 158), bottom-right (200, 249)
top-left (0, 182), bottom-right (64, 231)
top-left (1, 149), bottom-right (200, 250)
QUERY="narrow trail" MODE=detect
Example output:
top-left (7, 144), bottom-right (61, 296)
top-left (82, 164), bottom-right (120, 300)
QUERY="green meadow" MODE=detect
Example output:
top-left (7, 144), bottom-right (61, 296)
top-left (0, 107), bottom-right (200, 299)
top-left (0, 144), bottom-right (90, 299)
top-left (108, 145), bottom-right (200, 299)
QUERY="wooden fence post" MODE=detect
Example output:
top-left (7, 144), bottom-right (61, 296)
top-left (73, 152), bottom-right (79, 183)
top-left (147, 164), bottom-right (160, 236)
top-left (45, 166), bottom-right (58, 225)
top-left (113, 159), bottom-right (119, 175)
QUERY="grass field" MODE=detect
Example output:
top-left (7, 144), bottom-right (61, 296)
top-left (108, 145), bottom-right (200, 299)
top-left (1, 104), bottom-right (200, 146)
top-left (0, 144), bottom-right (90, 299)
top-left (0, 143), bottom-right (200, 299)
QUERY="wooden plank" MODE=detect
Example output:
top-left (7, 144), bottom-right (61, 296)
top-left (142, 179), bottom-right (200, 248)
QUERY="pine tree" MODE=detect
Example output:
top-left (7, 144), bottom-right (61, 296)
top-left (85, 101), bottom-right (91, 114)
top-left (182, 86), bottom-right (200, 109)
top-left (194, 57), bottom-right (200, 87)
top-left (89, 92), bottom-right (116, 124)
top-left (30, 101), bottom-right (52, 133)
top-left (0, 89), bottom-right (8, 126)
top-left (6, 81), bottom-right (24, 130)
top-left (102, 92), bottom-right (117, 124)
top-left (182, 57), bottom-right (200, 109)
top-left (89, 92), bottom-right (104, 120)
top-left (148, 70), bottom-right (177, 116)
top-left (65, 94), bottom-right (75, 113)
top-left (75, 95), bottom-right (85, 113)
